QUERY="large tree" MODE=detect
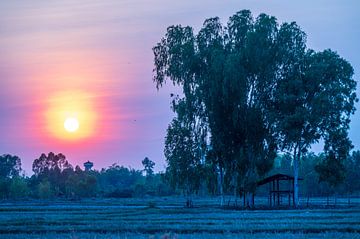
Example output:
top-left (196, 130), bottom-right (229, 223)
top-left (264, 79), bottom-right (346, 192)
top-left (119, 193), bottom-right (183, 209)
top-left (153, 10), bottom-right (357, 207)
top-left (273, 41), bottom-right (357, 206)
top-left (154, 10), bottom-right (279, 205)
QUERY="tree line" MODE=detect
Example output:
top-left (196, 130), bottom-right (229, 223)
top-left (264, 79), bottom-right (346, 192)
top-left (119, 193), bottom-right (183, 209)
top-left (0, 153), bottom-right (173, 200)
top-left (1, 151), bottom-right (360, 201)
top-left (153, 10), bottom-right (357, 206)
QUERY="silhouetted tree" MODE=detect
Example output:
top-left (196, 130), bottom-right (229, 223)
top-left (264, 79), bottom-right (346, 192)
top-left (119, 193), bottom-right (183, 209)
top-left (0, 154), bottom-right (22, 199)
top-left (273, 44), bottom-right (357, 206)
top-left (32, 152), bottom-right (72, 176)
top-left (153, 9), bottom-right (357, 207)
top-left (153, 10), bottom-right (279, 206)
top-left (0, 154), bottom-right (22, 179)
top-left (32, 152), bottom-right (73, 197)
top-left (142, 157), bottom-right (155, 177)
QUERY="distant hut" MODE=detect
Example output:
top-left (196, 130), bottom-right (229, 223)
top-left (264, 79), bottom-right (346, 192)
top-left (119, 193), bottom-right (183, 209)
top-left (84, 161), bottom-right (94, 171)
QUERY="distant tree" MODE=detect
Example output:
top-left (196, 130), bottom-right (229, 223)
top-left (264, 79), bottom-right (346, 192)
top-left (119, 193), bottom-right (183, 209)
top-left (0, 154), bottom-right (22, 179)
top-left (0, 154), bottom-right (22, 199)
top-left (142, 157), bottom-right (155, 177)
top-left (32, 152), bottom-right (72, 176)
top-left (32, 152), bottom-right (73, 196)
top-left (98, 164), bottom-right (143, 196)
top-left (315, 129), bottom-right (352, 194)
top-left (344, 151), bottom-right (360, 195)
top-left (65, 167), bottom-right (98, 198)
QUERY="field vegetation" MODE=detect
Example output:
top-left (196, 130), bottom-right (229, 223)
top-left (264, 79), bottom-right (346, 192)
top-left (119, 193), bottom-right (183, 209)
top-left (0, 197), bottom-right (359, 239)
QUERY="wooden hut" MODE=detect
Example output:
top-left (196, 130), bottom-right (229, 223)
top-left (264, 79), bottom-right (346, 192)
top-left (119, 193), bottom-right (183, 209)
top-left (257, 173), bottom-right (303, 207)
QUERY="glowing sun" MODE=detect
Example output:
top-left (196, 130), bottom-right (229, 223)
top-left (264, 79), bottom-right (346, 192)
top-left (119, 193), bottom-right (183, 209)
top-left (45, 91), bottom-right (97, 141)
top-left (64, 117), bottom-right (79, 133)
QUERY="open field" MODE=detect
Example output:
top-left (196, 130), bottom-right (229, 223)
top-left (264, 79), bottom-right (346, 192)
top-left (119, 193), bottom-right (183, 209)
top-left (0, 197), bottom-right (360, 239)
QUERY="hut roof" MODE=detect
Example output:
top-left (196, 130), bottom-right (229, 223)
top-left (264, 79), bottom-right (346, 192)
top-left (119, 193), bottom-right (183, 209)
top-left (257, 173), bottom-right (303, 186)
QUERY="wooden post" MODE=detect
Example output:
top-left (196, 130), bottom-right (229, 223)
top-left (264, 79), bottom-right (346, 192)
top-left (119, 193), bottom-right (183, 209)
top-left (292, 179), bottom-right (295, 206)
top-left (243, 192), bottom-right (246, 207)
top-left (269, 183), bottom-right (272, 207)
top-left (277, 179), bottom-right (280, 206)
top-left (272, 181), bottom-right (275, 206)
top-left (252, 193), bottom-right (255, 207)
top-left (288, 191), bottom-right (291, 206)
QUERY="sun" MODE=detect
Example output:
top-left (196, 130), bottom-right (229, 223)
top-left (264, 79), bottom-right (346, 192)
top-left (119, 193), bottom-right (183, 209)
top-left (45, 90), bottom-right (97, 141)
top-left (64, 117), bottom-right (79, 133)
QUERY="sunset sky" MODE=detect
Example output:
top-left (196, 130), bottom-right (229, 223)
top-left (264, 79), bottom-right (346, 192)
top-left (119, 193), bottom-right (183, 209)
top-left (1, 0), bottom-right (359, 174)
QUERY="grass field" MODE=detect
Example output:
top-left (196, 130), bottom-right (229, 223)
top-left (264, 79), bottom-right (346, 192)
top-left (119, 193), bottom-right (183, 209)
top-left (0, 197), bottom-right (359, 239)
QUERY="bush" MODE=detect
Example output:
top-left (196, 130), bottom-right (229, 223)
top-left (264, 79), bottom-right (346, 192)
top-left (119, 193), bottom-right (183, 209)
top-left (105, 189), bottom-right (133, 198)
top-left (38, 180), bottom-right (53, 199)
top-left (9, 177), bottom-right (29, 199)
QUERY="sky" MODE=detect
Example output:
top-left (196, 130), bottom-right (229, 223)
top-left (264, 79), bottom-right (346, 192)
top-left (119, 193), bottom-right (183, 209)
top-left (1, 0), bottom-right (360, 174)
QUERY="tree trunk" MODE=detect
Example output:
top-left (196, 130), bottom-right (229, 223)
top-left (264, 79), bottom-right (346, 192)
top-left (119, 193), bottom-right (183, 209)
top-left (245, 192), bottom-right (254, 208)
top-left (219, 166), bottom-right (224, 207)
top-left (185, 186), bottom-right (193, 208)
top-left (244, 192), bottom-right (246, 207)
top-left (233, 172), bottom-right (238, 207)
top-left (293, 148), bottom-right (299, 208)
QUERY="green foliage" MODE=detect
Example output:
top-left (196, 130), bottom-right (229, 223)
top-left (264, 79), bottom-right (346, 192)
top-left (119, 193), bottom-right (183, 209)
top-left (65, 167), bottom-right (98, 198)
top-left (316, 129), bottom-right (352, 190)
top-left (0, 178), bottom-right (10, 199)
top-left (153, 9), bottom-right (357, 204)
top-left (37, 180), bottom-right (53, 199)
top-left (32, 152), bottom-right (72, 176)
top-left (0, 154), bottom-right (23, 199)
top-left (153, 10), bottom-right (281, 197)
top-left (164, 118), bottom-right (203, 195)
top-left (315, 154), bottom-right (345, 189)
top-left (31, 152), bottom-right (74, 197)
top-left (344, 151), bottom-right (360, 194)
top-left (9, 177), bottom-right (29, 199)
top-left (98, 164), bottom-right (143, 195)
